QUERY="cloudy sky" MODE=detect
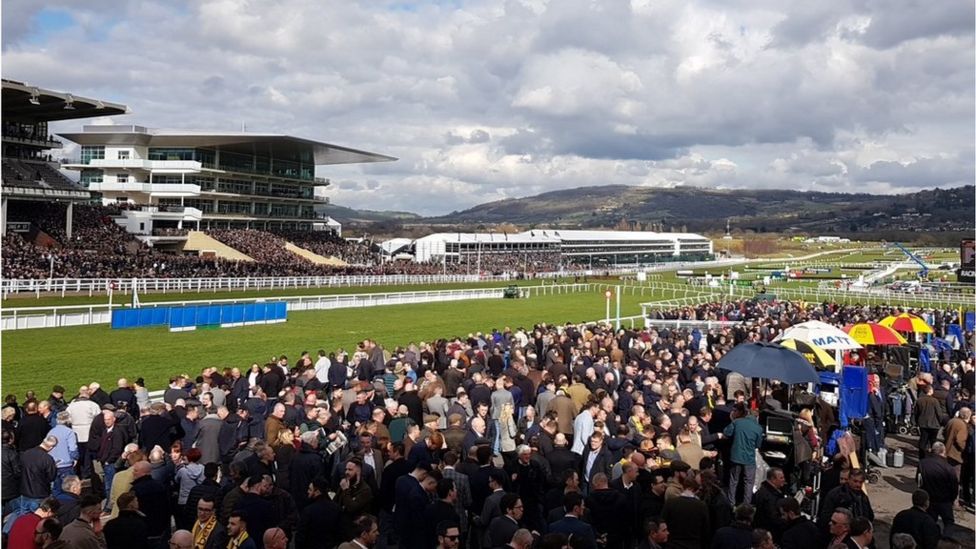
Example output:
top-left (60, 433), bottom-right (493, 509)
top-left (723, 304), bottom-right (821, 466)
top-left (3, 0), bottom-right (973, 215)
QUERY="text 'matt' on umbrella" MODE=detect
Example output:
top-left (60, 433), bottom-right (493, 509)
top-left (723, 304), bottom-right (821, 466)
top-left (775, 319), bottom-right (862, 372)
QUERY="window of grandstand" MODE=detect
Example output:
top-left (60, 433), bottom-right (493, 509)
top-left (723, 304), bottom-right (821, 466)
top-left (79, 145), bottom-right (104, 164)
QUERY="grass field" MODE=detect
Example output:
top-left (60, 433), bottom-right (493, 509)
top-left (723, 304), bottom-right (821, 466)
top-left (1, 287), bottom-right (686, 397)
top-left (1, 278), bottom-right (587, 309)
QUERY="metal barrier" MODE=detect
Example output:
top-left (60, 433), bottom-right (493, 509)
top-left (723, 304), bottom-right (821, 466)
top-left (0, 284), bottom-right (593, 331)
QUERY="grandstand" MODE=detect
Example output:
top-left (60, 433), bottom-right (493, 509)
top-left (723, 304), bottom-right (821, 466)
top-left (409, 229), bottom-right (714, 269)
top-left (58, 125), bottom-right (395, 241)
top-left (1, 79), bottom-right (128, 237)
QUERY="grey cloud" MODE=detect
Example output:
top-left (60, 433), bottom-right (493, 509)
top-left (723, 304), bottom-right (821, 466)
top-left (854, 155), bottom-right (975, 188)
top-left (3, 0), bottom-right (971, 215)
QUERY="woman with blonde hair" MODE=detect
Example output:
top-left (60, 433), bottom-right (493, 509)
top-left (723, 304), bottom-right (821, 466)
top-left (273, 428), bottom-right (296, 489)
top-left (499, 402), bottom-right (519, 466)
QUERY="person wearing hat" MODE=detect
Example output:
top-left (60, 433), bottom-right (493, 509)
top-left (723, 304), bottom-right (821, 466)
top-left (48, 386), bottom-right (68, 415)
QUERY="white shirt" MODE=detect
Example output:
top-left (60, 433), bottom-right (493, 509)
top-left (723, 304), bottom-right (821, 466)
top-left (67, 399), bottom-right (101, 443)
top-left (315, 357), bottom-right (332, 383)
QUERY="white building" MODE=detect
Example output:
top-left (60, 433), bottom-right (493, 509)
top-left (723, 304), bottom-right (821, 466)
top-left (409, 230), bottom-right (713, 266)
top-left (59, 125), bottom-right (393, 237)
top-left (413, 232), bottom-right (561, 263)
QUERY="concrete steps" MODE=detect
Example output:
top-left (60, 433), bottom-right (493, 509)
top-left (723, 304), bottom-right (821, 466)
top-left (183, 231), bottom-right (253, 261)
top-left (284, 241), bottom-right (348, 266)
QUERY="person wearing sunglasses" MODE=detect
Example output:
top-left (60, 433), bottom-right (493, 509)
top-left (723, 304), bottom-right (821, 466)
top-left (436, 521), bottom-right (461, 549)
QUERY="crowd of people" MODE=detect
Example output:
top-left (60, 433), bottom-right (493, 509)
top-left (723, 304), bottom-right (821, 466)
top-left (1, 299), bottom-right (973, 549)
top-left (454, 253), bottom-right (574, 276)
top-left (2, 204), bottom-right (588, 280)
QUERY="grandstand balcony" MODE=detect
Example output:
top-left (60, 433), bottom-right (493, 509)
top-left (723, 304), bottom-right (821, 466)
top-left (3, 134), bottom-right (63, 149)
top-left (88, 181), bottom-right (202, 197)
top-left (62, 158), bottom-right (202, 173)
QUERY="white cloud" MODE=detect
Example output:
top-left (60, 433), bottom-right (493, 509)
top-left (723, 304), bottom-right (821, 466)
top-left (2, 0), bottom-right (971, 215)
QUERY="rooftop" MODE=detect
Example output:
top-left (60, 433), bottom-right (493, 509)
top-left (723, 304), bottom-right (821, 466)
top-left (58, 125), bottom-right (397, 166)
top-left (2, 79), bottom-right (128, 123)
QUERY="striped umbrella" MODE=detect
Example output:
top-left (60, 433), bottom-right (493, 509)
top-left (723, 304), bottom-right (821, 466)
top-left (880, 313), bottom-right (934, 334)
top-left (844, 323), bottom-right (908, 346)
top-left (778, 338), bottom-right (837, 369)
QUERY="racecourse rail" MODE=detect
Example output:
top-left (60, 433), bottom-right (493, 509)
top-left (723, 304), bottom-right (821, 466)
top-left (0, 283), bottom-right (592, 331)
top-left (0, 256), bottom-right (825, 299)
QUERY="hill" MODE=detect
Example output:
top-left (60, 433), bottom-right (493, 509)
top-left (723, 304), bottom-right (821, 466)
top-left (423, 185), bottom-right (974, 242)
top-left (316, 203), bottom-right (421, 224)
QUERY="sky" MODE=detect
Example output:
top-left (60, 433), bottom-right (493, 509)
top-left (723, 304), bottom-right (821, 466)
top-left (3, 0), bottom-right (974, 216)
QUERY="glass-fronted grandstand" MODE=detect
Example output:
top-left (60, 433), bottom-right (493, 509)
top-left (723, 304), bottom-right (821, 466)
top-left (59, 125), bottom-right (395, 235)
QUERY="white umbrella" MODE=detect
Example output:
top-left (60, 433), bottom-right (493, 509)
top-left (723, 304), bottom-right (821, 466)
top-left (775, 320), bottom-right (862, 351)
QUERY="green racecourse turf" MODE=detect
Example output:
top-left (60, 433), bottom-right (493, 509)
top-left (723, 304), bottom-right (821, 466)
top-left (1, 287), bottom-right (692, 397)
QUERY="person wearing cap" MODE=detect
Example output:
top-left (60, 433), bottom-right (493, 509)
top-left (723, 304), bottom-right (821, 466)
top-left (48, 386), bottom-right (68, 415)
top-left (60, 494), bottom-right (106, 549)
top-left (48, 411), bottom-right (78, 498)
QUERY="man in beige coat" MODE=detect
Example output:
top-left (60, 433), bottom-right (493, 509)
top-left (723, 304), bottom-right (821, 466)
top-left (944, 407), bottom-right (972, 478)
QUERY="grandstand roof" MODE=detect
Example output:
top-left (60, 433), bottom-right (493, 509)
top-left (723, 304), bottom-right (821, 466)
top-left (518, 230), bottom-right (709, 242)
top-left (59, 125), bottom-right (397, 166)
top-left (2, 79), bottom-right (128, 123)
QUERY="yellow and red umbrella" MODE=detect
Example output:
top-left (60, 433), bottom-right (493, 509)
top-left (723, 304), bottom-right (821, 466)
top-left (879, 313), bottom-right (934, 334)
top-left (844, 323), bottom-right (908, 346)
top-left (778, 338), bottom-right (837, 369)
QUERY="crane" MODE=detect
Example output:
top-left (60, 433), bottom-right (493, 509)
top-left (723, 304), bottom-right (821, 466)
top-left (885, 241), bottom-right (930, 279)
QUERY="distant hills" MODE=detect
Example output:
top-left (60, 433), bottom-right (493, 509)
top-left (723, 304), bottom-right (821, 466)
top-left (336, 185), bottom-right (974, 244)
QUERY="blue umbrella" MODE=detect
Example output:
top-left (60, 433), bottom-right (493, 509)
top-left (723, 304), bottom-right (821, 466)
top-left (718, 341), bottom-right (820, 384)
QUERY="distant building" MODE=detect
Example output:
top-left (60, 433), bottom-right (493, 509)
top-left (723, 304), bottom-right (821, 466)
top-left (408, 230), bottom-right (713, 267)
top-left (804, 236), bottom-right (851, 243)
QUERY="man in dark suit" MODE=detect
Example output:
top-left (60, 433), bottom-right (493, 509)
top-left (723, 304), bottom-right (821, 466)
top-left (579, 432), bottom-right (612, 493)
top-left (586, 473), bottom-right (630, 549)
top-left (394, 463), bottom-right (432, 549)
top-left (477, 471), bottom-right (508, 546)
top-left (487, 493), bottom-right (522, 549)
top-left (660, 474), bottom-right (710, 549)
top-left (109, 379), bottom-right (138, 416)
top-left (425, 478), bottom-right (462, 547)
top-left (889, 490), bottom-right (940, 549)
top-left (547, 434), bottom-right (581, 485)
top-left (779, 497), bottom-right (821, 549)
top-left (296, 476), bottom-right (341, 549)
top-left (918, 442), bottom-right (959, 527)
top-left (130, 461), bottom-right (171, 544)
top-left (549, 492), bottom-right (596, 549)
top-left (289, 433), bottom-right (325, 511)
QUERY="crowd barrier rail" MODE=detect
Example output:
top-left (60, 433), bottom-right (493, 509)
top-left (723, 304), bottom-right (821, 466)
top-left (1, 284), bottom-right (593, 331)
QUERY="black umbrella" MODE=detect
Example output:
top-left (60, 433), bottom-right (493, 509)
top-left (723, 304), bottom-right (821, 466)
top-left (717, 341), bottom-right (820, 384)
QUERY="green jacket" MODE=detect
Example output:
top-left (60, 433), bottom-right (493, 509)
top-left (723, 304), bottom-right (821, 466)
top-left (723, 416), bottom-right (763, 465)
